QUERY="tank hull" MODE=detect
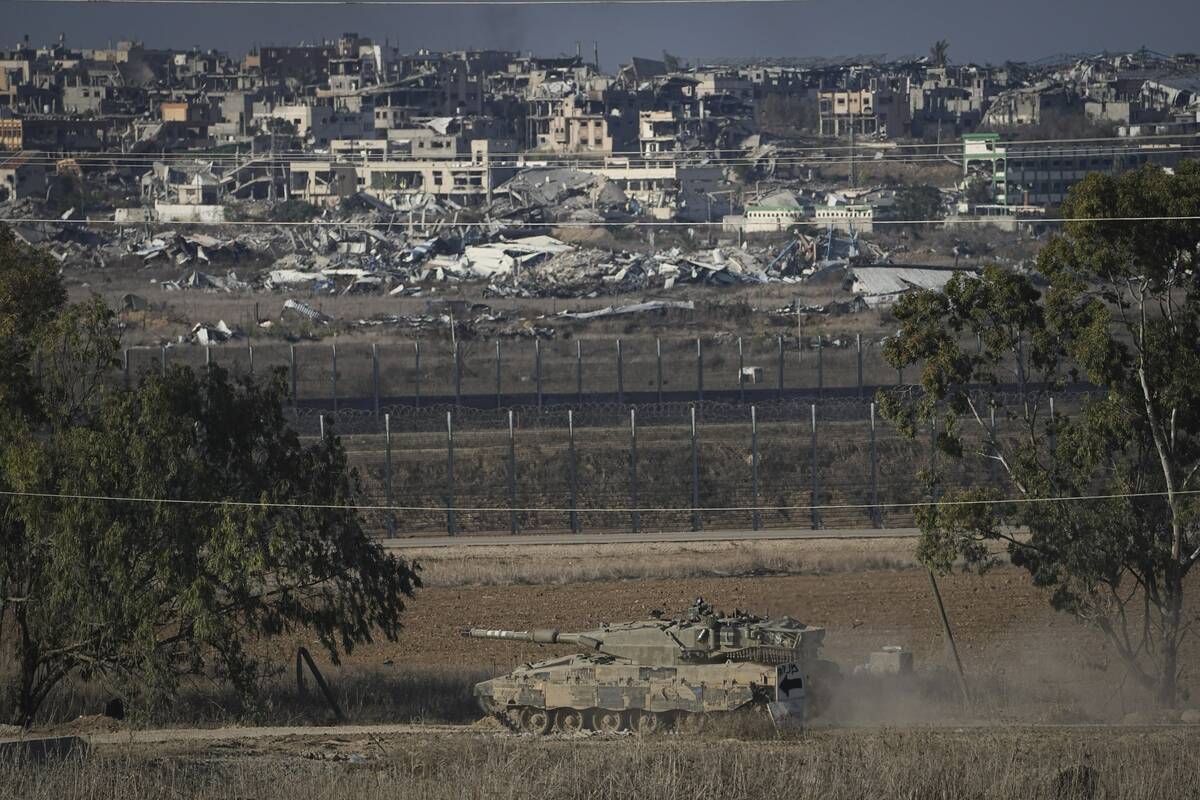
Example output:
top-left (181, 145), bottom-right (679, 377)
top-left (475, 655), bottom-right (805, 732)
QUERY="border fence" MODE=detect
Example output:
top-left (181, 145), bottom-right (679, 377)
top-left (121, 331), bottom-right (1029, 412)
top-left (119, 336), bottom-right (1073, 539)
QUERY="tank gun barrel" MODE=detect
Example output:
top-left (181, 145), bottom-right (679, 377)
top-left (462, 628), bottom-right (602, 649)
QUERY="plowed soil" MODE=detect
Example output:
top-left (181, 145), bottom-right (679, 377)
top-left (309, 567), bottom-right (1141, 696)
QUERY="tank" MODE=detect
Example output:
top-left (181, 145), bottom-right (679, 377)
top-left (463, 598), bottom-right (836, 733)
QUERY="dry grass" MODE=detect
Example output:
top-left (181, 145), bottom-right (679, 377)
top-left (408, 538), bottom-right (927, 588)
top-left (3, 725), bottom-right (1196, 800)
top-left (23, 667), bottom-right (487, 732)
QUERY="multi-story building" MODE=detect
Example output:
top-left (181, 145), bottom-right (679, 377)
top-left (818, 87), bottom-right (910, 138)
top-left (256, 103), bottom-right (373, 145)
top-left (963, 131), bottom-right (1190, 207)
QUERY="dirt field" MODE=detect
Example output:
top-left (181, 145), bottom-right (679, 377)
top-left (7, 540), bottom-right (1199, 799)
top-left (302, 545), bottom-right (1194, 724)
top-left (371, 567), bottom-right (1075, 671)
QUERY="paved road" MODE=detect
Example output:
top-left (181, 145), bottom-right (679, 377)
top-left (384, 527), bottom-right (920, 548)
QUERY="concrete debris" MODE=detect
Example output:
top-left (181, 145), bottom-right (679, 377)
top-left (132, 232), bottom-right (243, 265)
top-left (6, 184), bottom-right (932, 319)
top-left (161, 270), bottom-right (248, 293)
top-left (188, 319), bottom-right (241, 345)
top-left (848, 265), bottom-right (977, 306)
top-left (557, 300), bottom-right (695, 320)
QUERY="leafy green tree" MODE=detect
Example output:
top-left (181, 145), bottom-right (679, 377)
top-left (879, 162), bottom-right (1200, 706)
top-left (894, 185), bottom-right (946, 227)
top-left (0, 226), bottom-right (419, 726)
top-left (0, 228), bottom-right (65, 415)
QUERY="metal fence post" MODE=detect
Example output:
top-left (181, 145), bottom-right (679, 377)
top-left (737, 337), bottom-right (745, 403)
top-left (568, 410), bottom-right (580, 533)
top-left (123, 348), bottom-right (130, 388)
top-left (656, 338), bottom-right (663, 403)
top-left (507, 410), bottom-right (518, 535)
top-left (690, 405), bottom-right (702, 532)
top-left (870, 402), bottom-right (881, 528)
top-left (205, 345), bottom-right (211, 367)
top-left (289, 345), bottom-right (297, 414)
top-left (413, 340), bottom-right (421, 409)
top-left (331, 343), bottom-right (338, 413)
top-left (629, 408), bottom-right (640, 534)
top-left (452, 342), bottom-right (461, 407)
top-left (616, 338), bottom-right (624, 405)
top-left (248, 344), bottom-right (255, 375)
top-left (535, 338), bottom-right (543, 413)
top-left (371, 343), bottom-right (380, 422)
top-left (319, 413), bottom-right (325, 439)
top-left (816, 337), bottom-right (824, 399)
top-left (750, 405), bottom-right (761, 531)
top-left (777, 334), bottom-right (785, 399)
top-left (856, 333), bottom-right (864, 400)
top-left (696, 338), bottom-right (704, 402)
top-left (160, 345), bottom-right (167, 377)
top-left (575, 340), bottom-right (583, 404)
top-left (446, 410), bottom-right (457, 535)
top-left (810, 403), bottom-right (820, 530)
top-left (384, 413), bottom-right (396, 538)
top-left (495, 340), bottom-right (502, 409)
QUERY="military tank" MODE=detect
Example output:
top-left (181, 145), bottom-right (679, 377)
top-left (463, 599), bottom-right (836, 733)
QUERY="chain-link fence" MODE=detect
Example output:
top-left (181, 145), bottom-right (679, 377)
top-left (121, 332), bottom-right (1016, 412)
top-left (304, 395), bottom-right (1081, 538)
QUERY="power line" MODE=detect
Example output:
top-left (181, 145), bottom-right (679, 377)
top-left (19, 0), bottom-right (812, 5)
top-left (0, 486), bottom-right (1194, 515)
top-left (5, 214), bottom-right (1200, 227)
top-left (9, 131), bottom-right (1198, 166)
top-left (10, 145), bottom-right (1200, 170)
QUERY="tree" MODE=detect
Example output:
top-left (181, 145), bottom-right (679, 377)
top-left (893, 185), bottom-right (946, 228)
top-left (878, 162), bottom-right (1200, 705)
top-left (265, 117), bottom-right (298, 139)
top-left (0, 226), bottom-right (419, 726)
top-left (930, 40), bottom-right (951, 68)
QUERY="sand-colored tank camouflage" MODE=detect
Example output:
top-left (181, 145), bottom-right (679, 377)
top-left (463, 599), bottom-right (835, 733)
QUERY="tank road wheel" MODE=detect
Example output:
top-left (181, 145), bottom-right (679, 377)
top-left (519, 707), bottom-right (553, 735)
top-left (594, 710), bottom-right (625, 734)
top-left (629, 711), bottom-right (661, 734)
top-left (556, 709), bottom-right (586, 734)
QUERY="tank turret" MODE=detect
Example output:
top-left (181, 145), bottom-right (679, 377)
top-left (463, 600), bottom-right (835, 734)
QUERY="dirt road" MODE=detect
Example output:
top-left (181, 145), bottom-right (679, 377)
top-left (384, 527), bottom-right (920, 548)
top-left (0, 723), bottom-right (464, 749)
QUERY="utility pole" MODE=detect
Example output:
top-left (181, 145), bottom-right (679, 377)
top-left (928, 569), bottom-right (970, 707)
top-left (849, 89), bottom-right (856, 189)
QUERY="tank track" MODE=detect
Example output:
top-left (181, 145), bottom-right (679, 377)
top-left (491, 705), bottom-right (673, 735)
top-left (495, 708), bottom-right (521, 733)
